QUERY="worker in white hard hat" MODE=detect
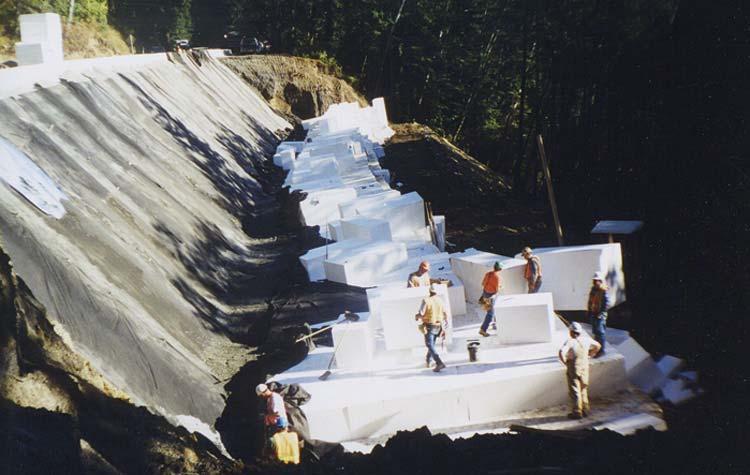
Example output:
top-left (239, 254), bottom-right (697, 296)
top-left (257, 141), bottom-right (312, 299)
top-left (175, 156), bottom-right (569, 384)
top-left (587, 272), bottom-right (610, 357)
top-left (415, 284), bottom-right (447, 372)
top-left (256, 383), bottom-right (299, 464)
top-left (521, 246), bottom-right (543, 293)
top-left (407, 260), bottom-right (432, 288)
top-left (256, 383), bottom-right (288, 432)
top-left (558, 322), bottom-right (601, 419)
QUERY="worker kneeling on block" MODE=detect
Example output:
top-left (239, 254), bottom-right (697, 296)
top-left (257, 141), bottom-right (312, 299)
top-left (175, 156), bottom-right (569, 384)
top-left (558, 322), bottom-right (601, 419)
top-left (257, 383), bottom-right (300, 464)
top-left (415, 284), bottom-right (447, 372)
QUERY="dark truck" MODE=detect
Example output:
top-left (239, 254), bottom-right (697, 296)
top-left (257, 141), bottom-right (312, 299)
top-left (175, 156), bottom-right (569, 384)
top-left (223, 31), bottom-right (270, 55)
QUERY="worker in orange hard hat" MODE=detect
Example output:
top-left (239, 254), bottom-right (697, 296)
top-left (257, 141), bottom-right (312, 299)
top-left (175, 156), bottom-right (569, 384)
top-left (407, 260), bottom-right (432, 288)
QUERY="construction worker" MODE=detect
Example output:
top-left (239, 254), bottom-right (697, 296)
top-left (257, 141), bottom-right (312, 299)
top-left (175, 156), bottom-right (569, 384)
top-left (407, 260), bottom-right (432, 287)
top-left (415, 284), bottom-right (447, 372)
top-left (256, 383), bottom-right (288, 433)
top-left (521, 247), bottom-right (543, 293)
top-left (587, 272), bottom-right (610, 357)
top-left (479, 262), bottom-right (503, 337)
top-left (558, 322), bottom-right (601, 419)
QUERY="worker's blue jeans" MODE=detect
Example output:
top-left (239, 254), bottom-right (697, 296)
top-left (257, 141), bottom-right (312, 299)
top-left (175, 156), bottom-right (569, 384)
top-left (591, 315), bottom-right (607, 354)
top-left (424, 324), bottom-right (443, 365)
top-left (480, 291), bottom-right (496, 332)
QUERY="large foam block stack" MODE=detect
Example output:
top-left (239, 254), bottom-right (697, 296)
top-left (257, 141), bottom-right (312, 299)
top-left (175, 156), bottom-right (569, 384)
top-left (16, 14), bottom-right (64, 66)
top-left (323, 241), bottom-right (408, 287)
top-left (513, 243), bottom-right (626, 311)
top-left (493, 293), bottom-right (556, 344)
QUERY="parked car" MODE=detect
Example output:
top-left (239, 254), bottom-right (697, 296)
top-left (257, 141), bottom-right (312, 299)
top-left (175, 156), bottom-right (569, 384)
top-left (223, 31), bottom-right (270, 55)
top-left (171, 39), bottom-right (190, 52)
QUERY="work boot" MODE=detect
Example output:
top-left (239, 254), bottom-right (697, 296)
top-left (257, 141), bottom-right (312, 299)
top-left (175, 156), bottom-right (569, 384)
top-left (433, 361), bottom-right (446, 372)
top-left (567, 412), bottom-right (583, 420)
top-left (478, 330), bottom-right (490, 337)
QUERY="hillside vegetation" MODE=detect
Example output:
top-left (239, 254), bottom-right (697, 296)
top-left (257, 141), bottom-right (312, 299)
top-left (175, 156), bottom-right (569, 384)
top-left (0, 0), bottom-right (128, 61)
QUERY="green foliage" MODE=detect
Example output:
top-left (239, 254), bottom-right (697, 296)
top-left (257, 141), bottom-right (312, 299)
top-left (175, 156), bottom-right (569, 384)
top-left (0, 0), bottom-right (109, 38)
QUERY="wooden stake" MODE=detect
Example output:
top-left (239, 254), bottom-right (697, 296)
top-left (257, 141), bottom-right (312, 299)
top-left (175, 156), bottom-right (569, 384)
top-left (537, 135), bottom-right (564, 246)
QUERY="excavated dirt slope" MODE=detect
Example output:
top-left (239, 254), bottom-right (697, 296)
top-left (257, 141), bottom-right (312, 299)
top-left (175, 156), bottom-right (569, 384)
top-left (222, 55), bottom-right (367, 121)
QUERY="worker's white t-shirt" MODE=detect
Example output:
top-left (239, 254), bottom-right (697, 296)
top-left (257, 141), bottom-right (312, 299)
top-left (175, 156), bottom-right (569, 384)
top-left (268, 392), bottom-right (287, 419)
top-left (559, 335), bottom-right (597, 361)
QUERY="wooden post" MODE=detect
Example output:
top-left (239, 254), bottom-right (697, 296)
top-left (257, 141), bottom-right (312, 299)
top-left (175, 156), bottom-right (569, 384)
top-left (536, 135), bottom-right (564, 246)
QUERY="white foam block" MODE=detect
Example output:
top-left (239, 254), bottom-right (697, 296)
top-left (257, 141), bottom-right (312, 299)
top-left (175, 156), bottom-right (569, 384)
top-left (434, 215), bottom-right (446, 251)
top-left (515, 244), bottom-right (626, 311)
top-left (449, 249), bottom-right (525, 302)
top-left (377, 284), bottom-right (453, 351)
top-left (299, 239), bottom-right (369, 281)
top-left (299, 187), bottom-right (357, 235)
top-left (323, 241), bottom-right (408, 287)
top-left (612, 335), bottom-right (651, 373)
top-left (332, 313), bottom-right (374, 370)
top-left (656, 355), bottom-right (685, 379)
top-left (493, 293), bottom-right (555, 344)
top-left (338, 191), bottom-right (401, 219)
top-left (276, 343), bottom-right (627, 442)
top-left (340, 216), bottom-right (392, 241)
top-left (327, 221), bottom-right (343, 241)
top-left (659, 378), bottom-right (695, 405)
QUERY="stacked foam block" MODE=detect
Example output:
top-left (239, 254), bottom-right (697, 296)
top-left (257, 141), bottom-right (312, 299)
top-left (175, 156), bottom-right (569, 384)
top-left (275, 99), bottom-right (631, 369)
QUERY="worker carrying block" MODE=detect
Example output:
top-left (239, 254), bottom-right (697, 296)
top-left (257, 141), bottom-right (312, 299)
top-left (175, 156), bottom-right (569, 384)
top-left (558, 322), bottom-right (602, 419)
top-left (415, 284), bottom-right (448, 372)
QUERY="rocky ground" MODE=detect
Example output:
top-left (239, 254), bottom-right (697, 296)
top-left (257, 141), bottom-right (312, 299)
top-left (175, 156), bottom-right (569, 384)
top-left (222, 55), bottom-right (367, 122)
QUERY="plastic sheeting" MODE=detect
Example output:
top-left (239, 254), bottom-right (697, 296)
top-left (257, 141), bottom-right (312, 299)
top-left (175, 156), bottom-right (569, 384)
top-left (0, 137), bottom-right (67, 218)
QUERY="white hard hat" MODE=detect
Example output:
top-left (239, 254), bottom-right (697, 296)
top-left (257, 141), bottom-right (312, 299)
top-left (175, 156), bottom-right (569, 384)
top-left (592, 272), bottom-right (605, 281)
top-left (429, 283), bottom-right (437, 294)
top-left (255, 383), bottom-right (268, 396)
top-left (569, 322), bottom-right (583, 334)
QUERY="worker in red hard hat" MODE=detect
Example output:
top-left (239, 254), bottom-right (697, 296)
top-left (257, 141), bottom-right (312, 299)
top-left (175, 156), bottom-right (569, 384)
top-left (407, 260), bottom-right (433, 288)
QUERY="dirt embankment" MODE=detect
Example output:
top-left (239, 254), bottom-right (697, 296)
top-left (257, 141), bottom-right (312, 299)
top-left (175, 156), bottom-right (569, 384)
top-left (383, 123), bottom-right (554, 255)
top-left (222, 55), bottom-right (367, 121)
top-left (0, 244), bottom-right (241, 474)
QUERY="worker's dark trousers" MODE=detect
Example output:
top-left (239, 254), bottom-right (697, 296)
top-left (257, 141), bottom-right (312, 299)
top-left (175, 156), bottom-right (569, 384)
top-left (480, 291), bottom-right (496, 332)
top-left (527, 279), bottom-right (542, 293)
top-left (424, 324), bottom-right (443, 365)
top-left (591, 315), bottom-right (607, 354)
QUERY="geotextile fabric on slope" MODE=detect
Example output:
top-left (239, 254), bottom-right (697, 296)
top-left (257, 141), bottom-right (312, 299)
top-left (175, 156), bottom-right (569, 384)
top-left (0, 51), bottom-right (290, 426)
